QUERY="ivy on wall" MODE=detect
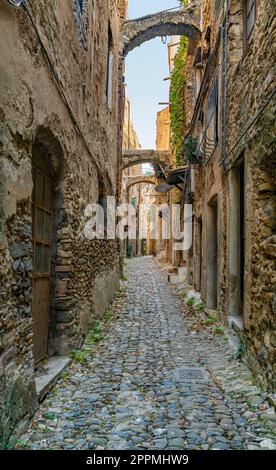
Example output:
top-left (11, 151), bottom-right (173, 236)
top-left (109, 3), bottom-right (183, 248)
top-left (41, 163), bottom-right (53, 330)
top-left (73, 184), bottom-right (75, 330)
top-left (170, 37), bottom-right (188, 167)
top-left (170, 1), bottom-right (189, 167)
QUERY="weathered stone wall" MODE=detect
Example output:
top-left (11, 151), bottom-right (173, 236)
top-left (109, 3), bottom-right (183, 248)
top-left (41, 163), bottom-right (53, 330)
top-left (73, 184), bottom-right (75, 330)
top-left (225, 0), bottom-right (276, 390)
top-left (187, 0), bottom-right (226, 313)
top-left (0, 0), bottom-right (124, 444)
top-left (190, 0), bottom-right (276, 390)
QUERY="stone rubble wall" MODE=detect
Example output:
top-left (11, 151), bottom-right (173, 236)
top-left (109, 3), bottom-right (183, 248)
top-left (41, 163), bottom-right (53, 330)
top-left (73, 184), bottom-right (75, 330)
top-left (226, 0), bottom-right (276, 390)
top-left (0, 0), bottom-right (125, 444)
top-left (190, 0), bottom-right (276, 391)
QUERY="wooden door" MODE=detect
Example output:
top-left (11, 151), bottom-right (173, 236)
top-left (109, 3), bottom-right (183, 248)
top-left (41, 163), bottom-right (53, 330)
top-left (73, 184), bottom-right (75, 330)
top-left (32, 152), bottom-right (53, 364)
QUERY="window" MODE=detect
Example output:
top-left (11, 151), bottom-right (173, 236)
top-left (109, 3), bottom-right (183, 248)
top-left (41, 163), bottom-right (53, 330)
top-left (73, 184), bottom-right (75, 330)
top-left (206, 74), bottom-right (219, 144)
top-left (245, 0), bottom-right (256, 40)
top-left (72, 0), bottom-right (87, 46)
top-left (78, 0), bottom-right (87, 14)
top-left (106, 25), bottom-right (114, 110)
top-left (78, 0), bottom-right (83, 13)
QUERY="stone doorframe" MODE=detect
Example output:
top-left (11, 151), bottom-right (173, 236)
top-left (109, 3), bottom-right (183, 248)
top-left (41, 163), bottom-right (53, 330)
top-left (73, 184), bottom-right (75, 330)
top-left (206, 195), bottom-right (219, 309)
top-left (31, 127), bottom-right (67, 359)
top-left (227, 153), bottom-right (246, 327)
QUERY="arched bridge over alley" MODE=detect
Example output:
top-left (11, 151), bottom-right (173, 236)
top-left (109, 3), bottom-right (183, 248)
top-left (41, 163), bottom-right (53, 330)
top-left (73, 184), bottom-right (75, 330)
top-left (125, 175), bottom-right (157, 193)
top-left (121, 5), bottom-right (201, 56)
top-left (122, 149), bottom-right (171, 171)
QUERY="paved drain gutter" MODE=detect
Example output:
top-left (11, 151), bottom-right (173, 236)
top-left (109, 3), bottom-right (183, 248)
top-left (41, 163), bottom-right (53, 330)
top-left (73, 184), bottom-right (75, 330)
top-left (174, 367), bottom-right (209, 383)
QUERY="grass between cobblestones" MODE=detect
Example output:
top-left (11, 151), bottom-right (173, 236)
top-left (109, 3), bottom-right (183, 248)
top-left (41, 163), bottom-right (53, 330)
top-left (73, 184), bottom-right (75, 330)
top-left (178, 288), bottom-right (226, 337)
top-left (10, 258), bottom-right (276, 451)
top-left (69, 285), bottom-right (127, 365)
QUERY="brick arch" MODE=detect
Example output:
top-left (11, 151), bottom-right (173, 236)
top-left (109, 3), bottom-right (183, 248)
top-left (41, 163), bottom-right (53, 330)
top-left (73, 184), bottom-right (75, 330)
top-left (121, 8), bottom-right (200, 56)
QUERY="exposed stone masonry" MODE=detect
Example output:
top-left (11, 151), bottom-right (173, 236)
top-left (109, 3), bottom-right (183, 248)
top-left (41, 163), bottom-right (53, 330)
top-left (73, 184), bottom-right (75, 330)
top-left (121, 6), bottom-right (201, 56)
top-left (0, 0), bottom-right (125, 445)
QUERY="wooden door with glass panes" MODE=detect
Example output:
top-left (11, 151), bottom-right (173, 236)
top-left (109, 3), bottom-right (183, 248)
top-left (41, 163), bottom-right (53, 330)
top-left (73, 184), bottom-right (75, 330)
top-left (32, 152), bottom-right (53, 364)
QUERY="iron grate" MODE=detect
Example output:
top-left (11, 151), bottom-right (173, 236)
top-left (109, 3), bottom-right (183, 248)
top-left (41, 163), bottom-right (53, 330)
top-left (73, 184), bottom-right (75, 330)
top-left (175, 367), bottom-right (209, 382)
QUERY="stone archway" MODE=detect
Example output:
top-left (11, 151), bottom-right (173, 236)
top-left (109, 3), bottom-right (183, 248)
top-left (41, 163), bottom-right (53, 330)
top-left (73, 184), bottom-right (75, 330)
top-left (126, 176), bottom-right (156, 193)
top-left (122, 149), bottom-right (171, 171)
top-left (121, 7), bottom-right (200, 56)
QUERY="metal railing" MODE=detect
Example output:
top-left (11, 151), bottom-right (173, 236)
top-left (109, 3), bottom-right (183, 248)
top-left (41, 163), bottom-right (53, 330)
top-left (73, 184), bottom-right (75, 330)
top-left (196, 131), bottom-right (217, 164)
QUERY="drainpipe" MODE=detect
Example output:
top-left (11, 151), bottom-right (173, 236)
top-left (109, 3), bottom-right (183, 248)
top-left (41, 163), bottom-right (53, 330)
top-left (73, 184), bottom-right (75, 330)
top-left (222, 0), bottom-right (229, 171)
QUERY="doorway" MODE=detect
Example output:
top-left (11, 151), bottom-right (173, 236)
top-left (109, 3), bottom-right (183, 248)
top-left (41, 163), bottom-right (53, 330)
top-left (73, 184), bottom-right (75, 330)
top-left (228, 154), bottom-right (245, 319)
top-left (207, 198), bottom-right (218, 309)
top-left (32, 144), bottom-right (54, 364)
top-left (239, 160), bottom-right (245, 312)
top-left (198, 217), bottom-right (203, 291)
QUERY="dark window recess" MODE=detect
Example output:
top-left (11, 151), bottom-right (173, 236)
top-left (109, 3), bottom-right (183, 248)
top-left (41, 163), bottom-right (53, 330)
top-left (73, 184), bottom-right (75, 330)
top-left (78, 0), bottom-right (84, 13)
top-left (205, 26), bottom-right (211, 43)
top-left (98, 195), bottom-right (110, 237)
top-left (207, 74), bottom-right (219, 143)
top-left (245, 0), bottom-right (256, 40)
top-left (198, 109), bottom-right (204, 124)
top-left (203, 26), bottom-right (211, 61)
top-left (106, 25), bottom-right (114, 109)
top-left (71, 0), bottom-right (87, 46)
top-left (193, 47), bottom-right (203, 67)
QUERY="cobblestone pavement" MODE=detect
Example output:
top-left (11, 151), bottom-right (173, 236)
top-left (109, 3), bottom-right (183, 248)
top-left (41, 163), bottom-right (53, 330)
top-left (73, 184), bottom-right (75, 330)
top-left (20, 257), bottom-right (276, 450)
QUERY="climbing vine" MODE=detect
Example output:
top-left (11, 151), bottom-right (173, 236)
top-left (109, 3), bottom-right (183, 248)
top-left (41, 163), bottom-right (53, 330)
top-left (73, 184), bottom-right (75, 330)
top-left (170, 1), bottom-right (189, 166)
top-left (170, 36), bottom-right (188, 167)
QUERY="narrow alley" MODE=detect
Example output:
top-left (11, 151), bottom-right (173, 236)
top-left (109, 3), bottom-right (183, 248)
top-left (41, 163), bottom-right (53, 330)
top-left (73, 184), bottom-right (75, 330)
top-left (19, 257), bottom-right (275, 451)
top-left (0, 0), bottom-right (275, 456)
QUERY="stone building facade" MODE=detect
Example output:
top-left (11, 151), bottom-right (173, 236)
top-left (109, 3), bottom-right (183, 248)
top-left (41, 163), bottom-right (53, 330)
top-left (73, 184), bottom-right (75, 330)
top-left (121, 92), bottom-right (144, 257)
top-left (184, 0), bottom-right (275, 390)
top-left (156, 107), bottom-right (171, 152)
top-left (0, 0), bottom-right (126, 444)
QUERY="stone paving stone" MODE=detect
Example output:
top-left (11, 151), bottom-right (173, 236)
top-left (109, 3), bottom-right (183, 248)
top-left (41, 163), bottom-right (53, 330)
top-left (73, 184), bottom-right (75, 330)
top-left (19, 257), bottom-right (276, 450)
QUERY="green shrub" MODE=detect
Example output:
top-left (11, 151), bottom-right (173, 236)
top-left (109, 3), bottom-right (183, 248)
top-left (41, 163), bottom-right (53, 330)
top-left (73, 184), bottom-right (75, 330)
top-left (43, 412), bottom-right (56, 421)
top-left (186, 297), bottom-right (195, 307)
top-left (69, 349), bottom-right (89, 364)
top-left (195, 301), bottom-right (206, 312)
top-left (214, 325), bottom-right (225, 335)
top-left (184, 135), bottom-right (200, 165)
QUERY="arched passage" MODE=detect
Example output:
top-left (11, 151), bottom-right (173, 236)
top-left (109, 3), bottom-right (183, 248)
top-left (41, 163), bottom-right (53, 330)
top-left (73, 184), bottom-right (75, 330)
top-left (122, 149), bottom-right (171, 171)
top-left (121, 8), bottom-right (200, 56)
top-left (126, 176), bottom-right (156, 193)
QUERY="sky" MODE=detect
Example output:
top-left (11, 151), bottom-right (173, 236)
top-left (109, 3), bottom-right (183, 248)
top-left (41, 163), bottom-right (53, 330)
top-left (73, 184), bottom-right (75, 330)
top-left (125, 0), bottom-right (180, 149)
